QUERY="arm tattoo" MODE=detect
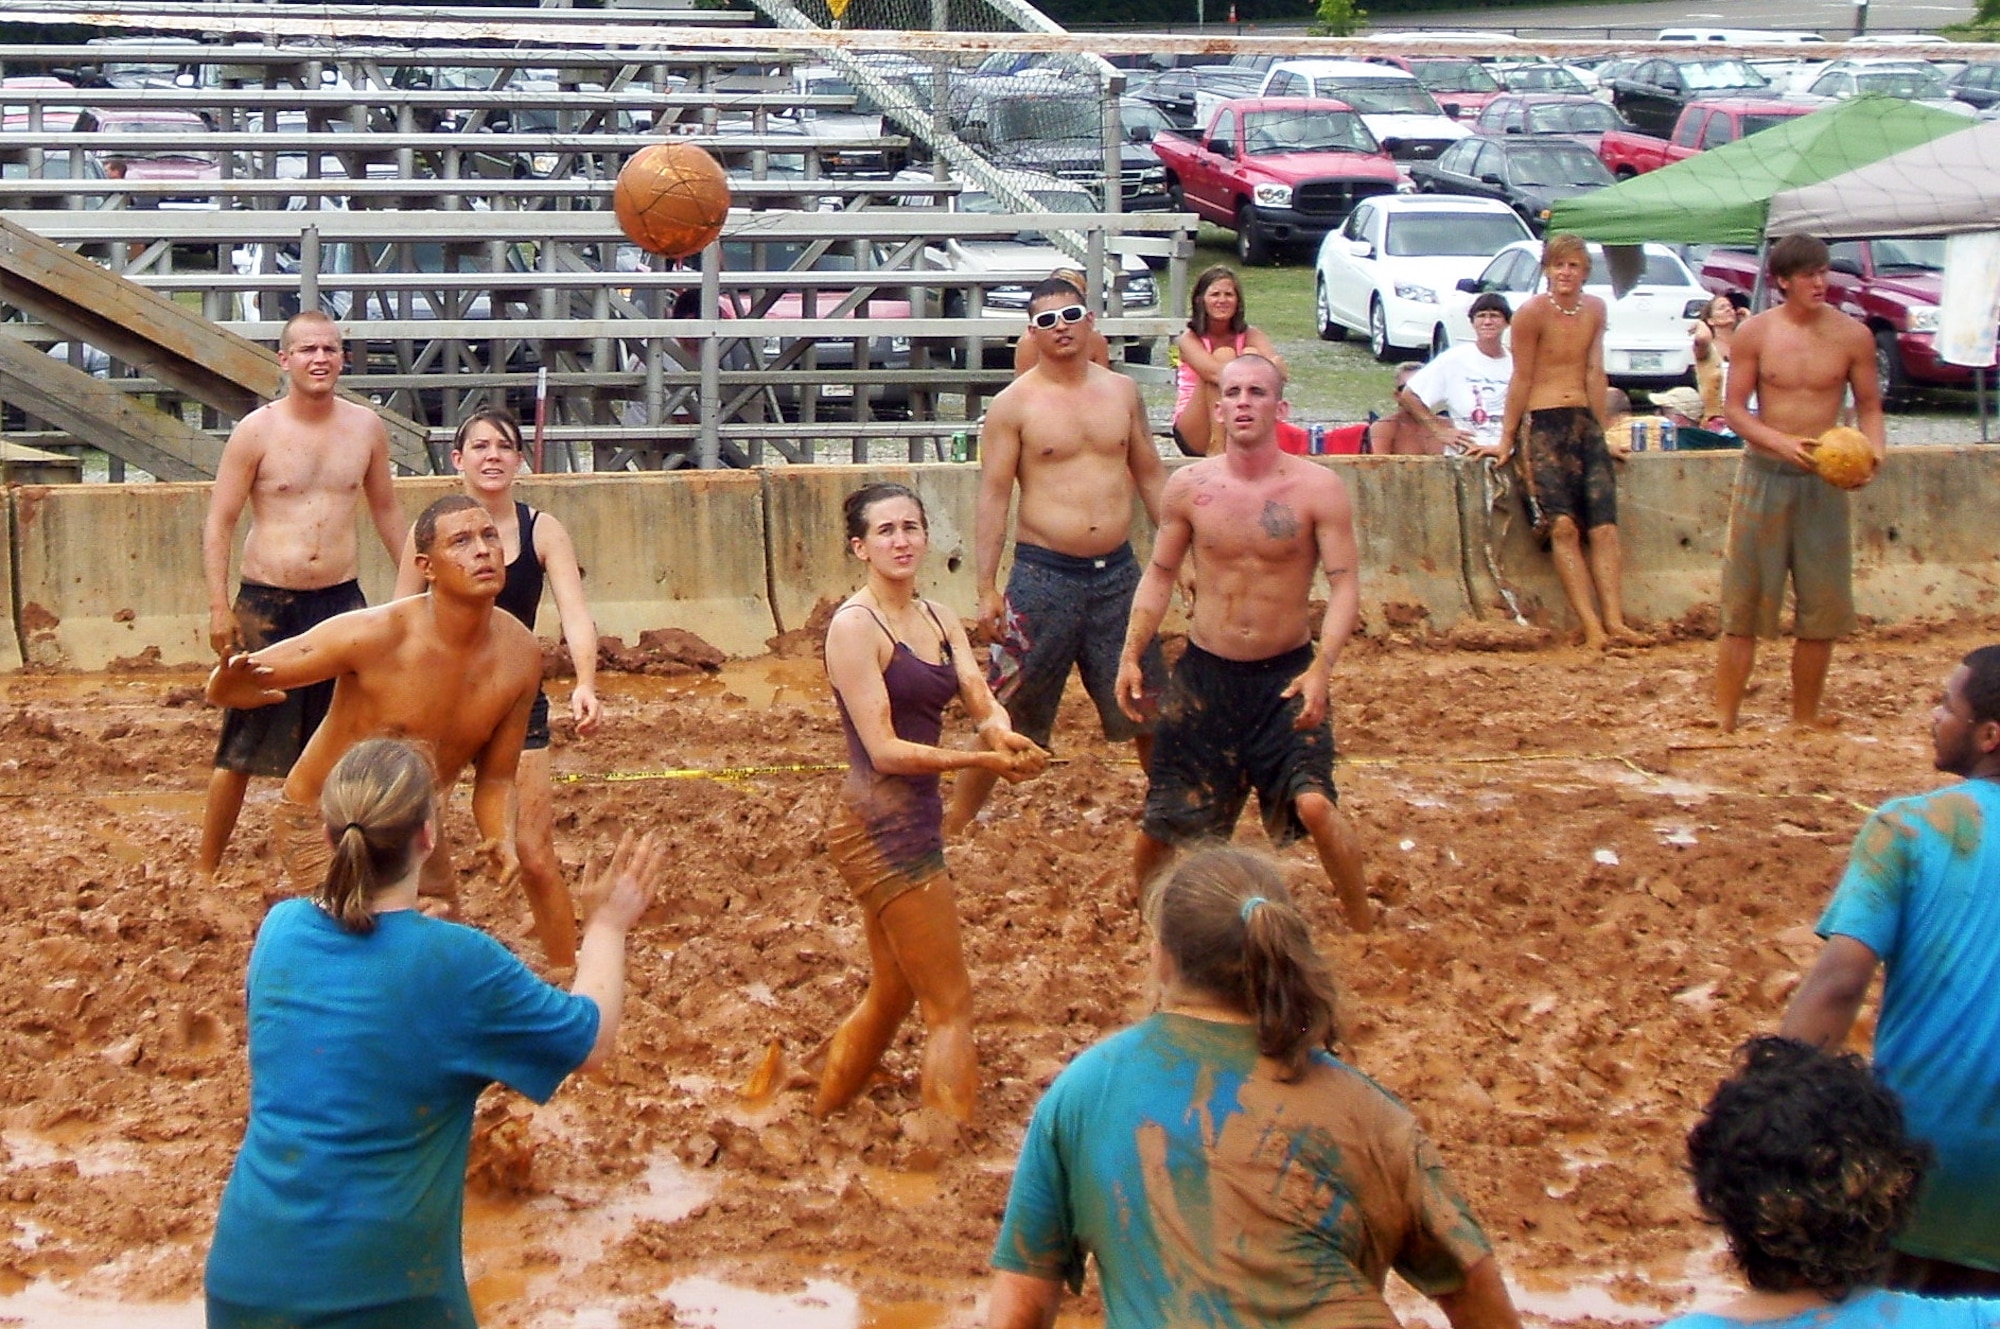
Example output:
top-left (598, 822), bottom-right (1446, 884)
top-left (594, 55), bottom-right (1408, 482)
top-left (1259, 500), bottom-right (1300, 541)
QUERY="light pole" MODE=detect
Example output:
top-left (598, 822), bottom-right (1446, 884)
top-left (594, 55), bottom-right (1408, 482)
top-left (1853, 0), bottom-right (1870, 37)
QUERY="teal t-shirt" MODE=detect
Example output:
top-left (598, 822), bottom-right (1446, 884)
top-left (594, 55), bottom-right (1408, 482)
top-left (1818, 779), bottom-right (2000, 1273)
top-left (205, 899), bottom-right (599, 1319)
top-left (992, 1013), bottom-right (1491, 1329)
top-left (1662, 1288), bottom-right (2000, 1329)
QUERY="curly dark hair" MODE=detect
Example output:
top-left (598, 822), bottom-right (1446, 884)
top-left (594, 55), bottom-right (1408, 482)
top-left (1688, 1036), bottom-right (1930, 1297)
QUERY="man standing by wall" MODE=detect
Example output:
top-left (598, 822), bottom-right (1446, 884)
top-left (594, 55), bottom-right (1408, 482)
top-left (1498, 233), bottom-right (1639, 649)
top-left (1715, 234), bottom-right (1885, 732)
top-left (1779, 645), bottom-right (2000, 1294)
top-left (199, 311), bottom-right (404, 876)
top-left (946, 277), bottom-right (1168, 836)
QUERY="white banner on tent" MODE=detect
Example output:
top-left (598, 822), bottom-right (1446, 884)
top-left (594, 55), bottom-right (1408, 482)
top-left (1939, 230), bottom-right (2000, 369)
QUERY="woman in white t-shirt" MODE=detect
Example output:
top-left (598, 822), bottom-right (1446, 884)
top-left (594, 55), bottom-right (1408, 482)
top-left (1397, 293), bottom-right (1515, 456)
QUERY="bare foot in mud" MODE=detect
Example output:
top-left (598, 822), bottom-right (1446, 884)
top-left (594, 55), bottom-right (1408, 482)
top-left (1791, 712), bottom-right (1844, 734)
top-left (1606, 624), bottom-right (1652, 648)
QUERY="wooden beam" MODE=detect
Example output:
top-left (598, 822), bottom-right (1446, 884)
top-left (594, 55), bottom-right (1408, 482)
top-left (0, 335), bottom-right (221, 481)
top-left (0, 216), bottom-right (430, 476)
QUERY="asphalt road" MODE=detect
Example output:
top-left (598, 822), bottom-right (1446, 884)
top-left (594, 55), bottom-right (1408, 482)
top-left (1381, 0), bottom-right (1976, 39)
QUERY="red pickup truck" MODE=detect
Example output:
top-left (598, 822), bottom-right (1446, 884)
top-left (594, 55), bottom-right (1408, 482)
top-left (1597, 97), bottom-right (1815, 178)
top-left (1152, 96), bottom-right (1400, 265)
top-left (1700, 237), bottom-right (1984, 402)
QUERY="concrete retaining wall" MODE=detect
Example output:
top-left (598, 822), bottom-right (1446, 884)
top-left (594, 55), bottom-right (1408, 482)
top-left (5, 446), bottom-right (1996, 671)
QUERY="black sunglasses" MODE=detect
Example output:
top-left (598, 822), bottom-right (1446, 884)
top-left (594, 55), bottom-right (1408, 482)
top-left (1029, 304), bottom-right (1089, 330)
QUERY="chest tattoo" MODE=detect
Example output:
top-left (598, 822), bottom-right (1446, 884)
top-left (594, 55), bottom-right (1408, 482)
top-left (1260, 500), bottom-right (1300, 542)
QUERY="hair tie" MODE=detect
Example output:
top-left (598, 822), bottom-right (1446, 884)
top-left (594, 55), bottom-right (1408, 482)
top-left (342, 821), bottom-right (364, 836)
top-left (1239, 895), bottom-right (1268, 924)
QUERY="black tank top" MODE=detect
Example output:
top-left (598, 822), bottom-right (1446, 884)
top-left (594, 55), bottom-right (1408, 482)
top-left (492, 502), bottom-right (544, 630)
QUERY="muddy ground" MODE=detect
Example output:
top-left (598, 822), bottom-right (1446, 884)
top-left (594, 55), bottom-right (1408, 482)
top-left (0, 613), bottom-right (1987, 1326)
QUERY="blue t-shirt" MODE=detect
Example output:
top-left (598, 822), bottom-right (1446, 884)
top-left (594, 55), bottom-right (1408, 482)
top-left (1818, 779), bottom-right (2000, 1273)
top-left (205, 899), bottom-right (600, 1318)
top-left (992, 1013), bottom-right (1491, 1329)
top-left (1661, 1288), bottom-right (2000, 1329)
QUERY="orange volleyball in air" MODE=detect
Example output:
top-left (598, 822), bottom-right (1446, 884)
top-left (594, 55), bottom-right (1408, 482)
top-left (613, 142), bottom-right (731, 258)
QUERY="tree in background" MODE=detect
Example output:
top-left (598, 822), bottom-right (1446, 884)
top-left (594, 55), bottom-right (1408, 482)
top-left (1310, 0), bottom-right (1366, 37)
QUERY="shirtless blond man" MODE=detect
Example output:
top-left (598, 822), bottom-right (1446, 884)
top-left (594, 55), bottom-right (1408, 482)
top-left (207, 496), bottom-right (553, 954)
top-left (945, 276), bottom-right (1167, 835)
top-left (1116, 355), bottom-right (1370, 931)
top-left (1715, 235), bottom-right (1885, 732)
top-left (199, 311), bottom-right (403, 875)
top-left (1497, 233), bottom-right (1638, 650)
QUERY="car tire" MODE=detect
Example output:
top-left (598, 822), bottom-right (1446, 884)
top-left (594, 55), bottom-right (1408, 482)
top-left (1237, 204), bottom-right (1272, 267)
top-left (1875, 328), bottom-right (1911, 407)
top-left (1430, 323), bottom-right (1448, 359)
top-left (1125, 339), bottom-right (1154, 367)
top-left (1167, 179), bottom-right (1186, 212)
top-left (1614, 166), bottom-right (1636, 181)
top-left (1368, 298), bottom-right (1396, 362)
top-left (1316, 277), bottom-right (1346, 342)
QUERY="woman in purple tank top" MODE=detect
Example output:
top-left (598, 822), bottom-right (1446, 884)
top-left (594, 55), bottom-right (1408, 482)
top-left (818, 483), bottom-right (1048, 1125)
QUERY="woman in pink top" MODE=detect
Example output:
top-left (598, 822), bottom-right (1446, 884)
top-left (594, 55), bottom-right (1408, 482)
top-left (1172, 265), bottom-right (1283, 456)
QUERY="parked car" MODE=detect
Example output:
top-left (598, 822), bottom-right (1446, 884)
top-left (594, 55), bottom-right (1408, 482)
top-left (1128, 64), bottom-right (1260, 131)
top-left (898, 170), bottom-right (1160, 368)
top-left (1607, 56), bottom-right (1771, 137)
top-left (1151, 96), bottom-right (1401, 264)
top-left (1947, 61), bottom-right (2000, 110)
top-left (1802, 59), bottom-right (1972, 113)
top-left (86, 107), bottom-right (221, 209)
top-left (1699, 237), bottom-right (1979, 401)
top-left (1257, 60), bottom-right (1468, 164)
top-left (782, 63), bottom-right (911, 177)
top-left (1312, 194), bottom-right (1531, 360)
top-left (1409, 136), bottom-right (1613, 231)
top-left (1474, 94), bottom-right (1635, 150)
top-left (1358, 54), bottom-right (1504, 118)
top-left (1441, 239), bottom-right (1712, 384)
top-left (1493, 64), bottom-right (1591, 95)
top-left (1596, 96), bottom-right (1815, 178)
top-left (667, 237), bottom-right (918, 421)
top-left (955, 80), bottom-right (1172, 211)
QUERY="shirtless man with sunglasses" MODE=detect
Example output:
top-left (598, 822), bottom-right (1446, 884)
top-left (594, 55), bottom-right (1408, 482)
top-left (945, 276), bottom-right (1168, 837)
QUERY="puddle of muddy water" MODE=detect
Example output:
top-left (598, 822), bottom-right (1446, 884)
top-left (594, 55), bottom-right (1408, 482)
top-left (608, 659), bottom-right (828, 712)
top-left (0, 1280), bottom-right (200, 1326)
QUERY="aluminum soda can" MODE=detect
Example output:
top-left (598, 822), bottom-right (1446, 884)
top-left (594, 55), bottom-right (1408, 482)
top-left (950, 431), bottom-right (969, 463)
top-left (1309, 424), bottom-right (1326, 455)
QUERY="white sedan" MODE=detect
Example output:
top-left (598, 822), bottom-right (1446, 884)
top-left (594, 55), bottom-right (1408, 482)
top-left (1434, 239), bottom-right (1714, 385)
top-left (1314, 195), bottom-right (1532, 361)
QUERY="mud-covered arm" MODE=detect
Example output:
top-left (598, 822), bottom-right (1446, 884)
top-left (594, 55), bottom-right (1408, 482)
top-left (538, 514), bottom-right (601, 733)
top-left (974, 396), bottom-right (1024, 630)
top-left (987, 1271), bottom-right (1062, 1329)
top-left (203, 422), bottom-right (263, 654)
top-left (1778, 935), bottom-right (1880, 1049)
top-left (1435, 1257), bottom-right (1524, 1329)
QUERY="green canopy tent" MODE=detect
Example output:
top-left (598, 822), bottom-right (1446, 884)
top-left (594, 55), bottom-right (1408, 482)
top-left (1545, 95), bottom-right (1975, 247)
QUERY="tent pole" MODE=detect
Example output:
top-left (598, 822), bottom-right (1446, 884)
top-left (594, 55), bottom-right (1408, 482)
top-left (1981, 368), bottom-right (1991, 444)
top-left (1750, 239), bottom-right (1769, 313)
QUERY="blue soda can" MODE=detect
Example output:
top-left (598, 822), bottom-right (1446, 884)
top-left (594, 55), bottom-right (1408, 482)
top-left (1309, 424), bottom-right (1326, 455)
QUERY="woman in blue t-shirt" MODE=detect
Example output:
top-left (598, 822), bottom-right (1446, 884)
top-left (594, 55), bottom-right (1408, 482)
top-left (204, 737), bottom-right (662, 1328)
top-left (1657, 1037), bottom-right (2000, 1329)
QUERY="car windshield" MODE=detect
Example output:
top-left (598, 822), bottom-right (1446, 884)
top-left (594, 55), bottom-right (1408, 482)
top-left (989, 97), bottom-right (1100, 141)
top-left (1385, 211), bottom-right (1528, 256)
top-left (98, 115), bottom-right (208, 136)
top-left (1412, 59), bottom-right (1499, 94)
top-left (1506, 144), bottom-right (1612, 187)
top-left (1315, 78), bottom-right (1441, 116)
top-left (959, 187), bottom-right (1092, 214)
top-left (1853, 68), bottom-right (1948, 97)
top-left (1243, 109), bottom-right (1377, 154)
top-left (1525, 101), bottom-right (1621, 133)
top-left (1506, 66), bottom-right (1587, 93)
top-left (805, 74), bottom-right (886, 115)
top-left (1681, 60), bottom-right (1768, 91)
top-left (1873, 237), bottom-right (1944, 270)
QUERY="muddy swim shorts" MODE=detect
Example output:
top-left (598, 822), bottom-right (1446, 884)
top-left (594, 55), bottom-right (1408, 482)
top-left (826, 804), bottom-right (945, 917)
top-left (989, 542), bottom-right (1165, 748)
top-left (1516, 406), bottom-right (1617, 543)
top-left (214, 580), bottom-right (365, 778)
top-left (1141, 642), bottom-right (1337, 849)
top-left (1719, 450), bottom-right (1855, 640)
